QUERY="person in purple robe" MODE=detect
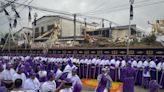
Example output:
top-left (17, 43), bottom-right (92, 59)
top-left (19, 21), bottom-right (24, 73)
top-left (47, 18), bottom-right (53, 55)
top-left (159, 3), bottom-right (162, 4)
top-left (122, 62), bottom-right (135, 92)
top-left (148, 80), bottom-right (161, 92)
top-left (149, 58), bottom-right (157, 80)
top-left (69, 68), bottom-right (82, 92)
top-left (96, 67), bottom-right (113, 92)
top-left (159, 59), bottom-right (164, 88)
top-left (142, 66), bottom-right (151, 88)
top-left (109, 57), bottom-right (116, 81)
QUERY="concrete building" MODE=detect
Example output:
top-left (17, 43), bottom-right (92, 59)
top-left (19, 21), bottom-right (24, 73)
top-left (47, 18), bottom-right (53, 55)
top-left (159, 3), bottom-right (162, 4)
top-left (32, 15), bottom-right (97, 41)
top-left (86, 25), bottom-right (142, 42)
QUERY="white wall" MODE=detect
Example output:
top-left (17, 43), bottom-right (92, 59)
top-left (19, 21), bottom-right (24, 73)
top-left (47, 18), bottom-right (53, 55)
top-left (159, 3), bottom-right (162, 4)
top-left (61, 19), bottom-right (82, 37)
top-left (33, 17), bottom-right (60, 37)
top-left (33, 16), bottom-right (96, 38)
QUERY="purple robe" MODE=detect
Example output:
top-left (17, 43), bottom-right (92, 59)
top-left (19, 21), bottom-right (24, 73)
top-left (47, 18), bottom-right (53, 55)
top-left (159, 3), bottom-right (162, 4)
top-left (80, 63), bottom-right (84, 79)
top-left (160, 71), bottom-right (164, 88)
top-left (150, 68), bottom-right (157, 80)
top-left (110, 64), bottom-right (116, 81)
top-left (143, 66), bottom-right (151, 88)
top-left (73, 82), bottom-right (82, 92)
top-left (96, 74), bottom-right (108, 92)
top-left (148, 80), bottom-right (160, 92)
top-left (89, 64), bottom-right (96, 79)
top-left (122, 66), bottom-right (135, 92)
top-left (136, 68), bottom-right (143, 85)
top-left (0, 86), bottom-right (7, 92)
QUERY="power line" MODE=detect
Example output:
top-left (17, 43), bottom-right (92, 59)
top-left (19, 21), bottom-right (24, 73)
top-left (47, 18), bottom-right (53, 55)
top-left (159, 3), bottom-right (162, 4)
top-left (14, 1), bottom-right (119, 25)
top-left (0, 0), bottom-right (34, 27)
top-left (82, 0), bottom-right (162, 15)
top-left (0, 0), bottom-right (29, 19)
top-left (14, 2), bottom-right (73, 16)
top-left (80, 0), bottom-right (110, 14)
top-left (85, 0), bottom-right (164, 15)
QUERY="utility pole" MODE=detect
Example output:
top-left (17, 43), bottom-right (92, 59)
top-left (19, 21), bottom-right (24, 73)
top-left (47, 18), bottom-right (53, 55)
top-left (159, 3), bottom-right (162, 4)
top-left (102, 18), bottom-right (104, 37)
top-left (84, 18), bottom-right (87, 38)
top-left (73, 14), bottom-right (76, 45)
top-left (127, 0), bottom-right (134, 55)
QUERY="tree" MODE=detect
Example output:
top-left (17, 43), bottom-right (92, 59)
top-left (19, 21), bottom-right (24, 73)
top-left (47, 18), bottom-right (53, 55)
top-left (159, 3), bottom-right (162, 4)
top-left (141, 34), bottom-right (156, 45)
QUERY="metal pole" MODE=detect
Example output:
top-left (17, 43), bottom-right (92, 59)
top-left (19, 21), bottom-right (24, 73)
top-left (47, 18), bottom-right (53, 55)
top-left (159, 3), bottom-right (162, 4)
top-left (73, 14), bottom-right (76, 45)
top-left (127, 19), bottom-right (131, 55)
top-left (84, 18), bottom-right (87, 38)
top-left (9, 28), bottom-right (11, 54)
top-left (102, 18), bottom-right (104, 37)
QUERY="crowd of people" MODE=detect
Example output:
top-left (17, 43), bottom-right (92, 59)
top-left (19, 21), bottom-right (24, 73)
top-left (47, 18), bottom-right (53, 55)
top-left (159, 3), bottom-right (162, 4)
top-left (0, 54), bottom-right (163, 92)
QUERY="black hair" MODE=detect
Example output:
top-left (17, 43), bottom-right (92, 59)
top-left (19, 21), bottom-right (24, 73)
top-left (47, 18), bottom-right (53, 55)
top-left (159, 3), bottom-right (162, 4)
top-left (4, 80), bottom-right (13, 89)
top-left (14, 79), bottom-right (22, 88)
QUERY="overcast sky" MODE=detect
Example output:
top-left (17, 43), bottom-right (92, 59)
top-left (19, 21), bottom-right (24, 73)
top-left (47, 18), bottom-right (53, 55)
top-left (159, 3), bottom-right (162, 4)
top-left (0, 0), bottom-right (164, 37)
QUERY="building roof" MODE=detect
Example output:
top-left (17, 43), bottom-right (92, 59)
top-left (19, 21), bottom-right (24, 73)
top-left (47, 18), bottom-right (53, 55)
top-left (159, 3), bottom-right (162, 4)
top-left (96, 24), bottom-right (137, 31)
top-left (33, 15), bottom-right (98, 27)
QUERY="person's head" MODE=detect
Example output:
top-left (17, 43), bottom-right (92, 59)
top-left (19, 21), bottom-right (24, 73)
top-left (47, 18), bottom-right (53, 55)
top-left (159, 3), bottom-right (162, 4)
top-left (30, 72), bottom-right (36, 80)
top-left (14, 79), bottom-right (22, 88)
top-left (6, 64), bottom-right (11, 70)
top-left (72, 69), bottom-right (77, 76)
top-left (4, 80), bottom-right (13, 90)
top-left (17, 67), bottom-right (23, 74)
top-left (101, 67), bottom-right (109, 74)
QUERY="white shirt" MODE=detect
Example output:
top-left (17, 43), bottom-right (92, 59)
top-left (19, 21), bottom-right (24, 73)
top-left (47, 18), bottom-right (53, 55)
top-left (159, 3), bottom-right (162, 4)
top-left (143, 60), bottom-right (149, 68)
top-left (137, 61), bottom-right (143, 68)
top-left (115, 60), bottom-right (120, 68)
top-left (100, 59), bottom-right (106, 66)
top-left (24, 78), bottom-right (40, 91)
top-left (55, 69), bottom-right (63, 79)
top-left (162, 62), bottom-right (164, 70)
top-left (156, 62), bottom-right (162, 71)
top-left (91, 58), bottom-right (97, 64)
top-left (38, 70), bottom-right (47, 78)
top-left (143, 71), bottom-right (151, 77)
top-left (131, 60), bottom-right (137, 68)
top-left (121, 60), bottom-right (126, 68)
top-left (149, 61), bottom-right (157, 68)
top-left (41, 80), bottom-right (56, 92)
top-left (12, 73), bottom-right (26, 86)
top-left (1, 69), bottom-right (16, 80)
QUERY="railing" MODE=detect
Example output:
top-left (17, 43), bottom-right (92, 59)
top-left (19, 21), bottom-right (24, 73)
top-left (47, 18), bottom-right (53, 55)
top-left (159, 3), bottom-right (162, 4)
top-left (0, 48), bottom-right (164, 56)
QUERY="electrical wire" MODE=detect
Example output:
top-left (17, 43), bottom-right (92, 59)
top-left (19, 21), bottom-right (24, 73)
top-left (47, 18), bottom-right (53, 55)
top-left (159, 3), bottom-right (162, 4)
top-left (81, 0), bottom-right (158, 14)
top-left (0, 0), bottom-right (34, 27)
top-left (0, 0), bottom-right (29, 18)
top-left (84, 0), bottom-right (164, 15)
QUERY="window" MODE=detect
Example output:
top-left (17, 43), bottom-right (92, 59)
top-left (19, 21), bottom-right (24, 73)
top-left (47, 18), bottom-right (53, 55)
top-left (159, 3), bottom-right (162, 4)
top-left (41, 27), bottom-right (44, 35)
top-left (35, 27), bottom-right (39, 38)
top-left (47, 25), bottom-right (54, 31)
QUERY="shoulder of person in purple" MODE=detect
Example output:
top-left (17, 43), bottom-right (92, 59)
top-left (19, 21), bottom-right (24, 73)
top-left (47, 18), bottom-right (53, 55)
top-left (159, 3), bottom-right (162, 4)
top-left (73, 82), bottom-right (82, 92)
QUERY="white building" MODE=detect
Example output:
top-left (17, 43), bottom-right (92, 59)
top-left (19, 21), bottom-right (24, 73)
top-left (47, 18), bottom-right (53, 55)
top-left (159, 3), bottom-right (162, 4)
top-left (86, 25), bottom-right (142, 42)
top-left (33, 15), bottom-right (97, 41)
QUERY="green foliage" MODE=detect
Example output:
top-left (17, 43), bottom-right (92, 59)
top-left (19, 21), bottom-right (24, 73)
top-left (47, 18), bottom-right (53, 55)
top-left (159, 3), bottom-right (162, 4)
top-left (141, 34), bottom-right (156, 45)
